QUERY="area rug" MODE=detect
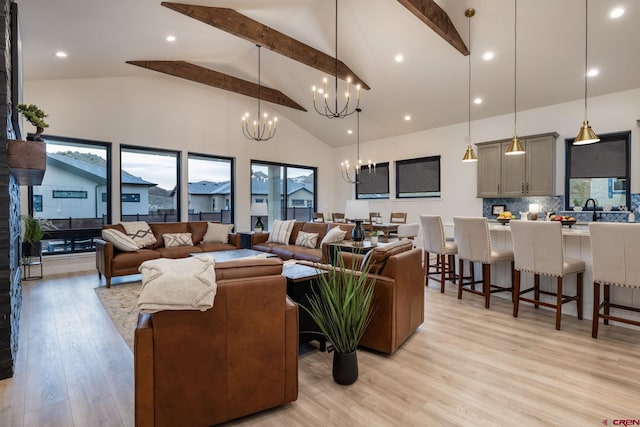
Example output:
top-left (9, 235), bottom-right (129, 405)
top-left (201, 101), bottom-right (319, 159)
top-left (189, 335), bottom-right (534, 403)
top-left (95, 282), bottom-right (141, 351)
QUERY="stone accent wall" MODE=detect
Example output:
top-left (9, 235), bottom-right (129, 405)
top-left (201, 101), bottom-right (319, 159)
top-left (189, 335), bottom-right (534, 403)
top-left (0, 0), bottom-right (22, 380)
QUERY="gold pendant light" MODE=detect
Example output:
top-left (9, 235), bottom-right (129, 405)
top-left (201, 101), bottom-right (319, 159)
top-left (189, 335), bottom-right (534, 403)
top-left (462, 8), bottom-right (478, 163)
top-left (505, 0), bottom-right (525, 156)
top-left (574, 0), bottom-right (599, 145)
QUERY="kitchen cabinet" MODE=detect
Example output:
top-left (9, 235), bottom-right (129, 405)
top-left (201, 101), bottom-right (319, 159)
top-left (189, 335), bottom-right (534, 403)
top-left (477, 132), bottom-right (557, 198)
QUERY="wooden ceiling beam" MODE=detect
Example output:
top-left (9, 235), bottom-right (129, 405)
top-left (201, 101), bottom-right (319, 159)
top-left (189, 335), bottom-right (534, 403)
top-left (126, 60), bottom-right (307, 111)
top-left (397, 0), bottom-right (469, 55)
top-left (161, 2), bottom-right (370, 90)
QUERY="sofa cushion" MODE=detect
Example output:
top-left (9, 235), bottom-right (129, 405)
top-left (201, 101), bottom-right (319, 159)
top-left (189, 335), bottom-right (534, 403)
top-left (361, 240), bottom-right (414, 274)
top-left (120, 221), bottom-right (157, 248)
top-left (271, 245), bottom-right (294, 260)
top-left (321, 226), bottom-right (347, 244)
top-left (288, 222), bottom-right (305, 244)
top-left (102, 228), bottom-right (139, 252)
top-left (267, 220), bottom-right (296, 245)
top-left (112, 249), bottom-right (162, 270)
top-left (163, 233), bottom-right (194, 248)
top-left (202, 222), bottom-right (234, 244)
top-left (188, 221), bottom-right (208, 245)
top-left (155, 246), bottom-right (203, 259)
top-left (291, 247), bottom-right (323, 263)
top-left (300, 222), bottom-right (328, 247)
top-left (150, 222), bottom-right (189, 249)
top-left (295, 231), bottom-right (318, 249)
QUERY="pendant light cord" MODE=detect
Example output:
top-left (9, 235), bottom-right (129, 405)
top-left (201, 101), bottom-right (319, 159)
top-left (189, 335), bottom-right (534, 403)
top-left (513, 0), bottom-right (517, 136)
top-left (334, 0), bottom-right (339, 114)
top-left (257, 45), bottom-right (262, 123)
top-left (584, 0), bottom-right (589, 121)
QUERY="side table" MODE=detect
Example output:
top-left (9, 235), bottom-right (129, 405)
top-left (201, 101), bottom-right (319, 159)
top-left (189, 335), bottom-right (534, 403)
top-left (325, 240), bottom-right (379, 265)
top-left (238, 231), bottom-right (268, 249)
top-left (22, 254), bottom-right (43, 280)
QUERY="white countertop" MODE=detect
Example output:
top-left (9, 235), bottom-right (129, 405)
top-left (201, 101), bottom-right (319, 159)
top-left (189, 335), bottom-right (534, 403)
top-left (488, 221), bottom-right (591, 237)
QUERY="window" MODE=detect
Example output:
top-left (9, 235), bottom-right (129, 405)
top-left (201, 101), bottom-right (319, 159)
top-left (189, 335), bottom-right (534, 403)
top-left (121, 146), bottom-right (180, 222)
top-left (29, 136), bottom-right (111, 255)
top-left (356, 162), bottom-right (389, 199)
top-left (565, 131), bottom-right (631, 210)
top-left (187, 153), bottom-right (234, 223)
top-left (251, 161), bottom-right (317, 230)
top-left (121, 193), bottom-right (141, 203)
top-left (396, 156), bottom-right (441, 198)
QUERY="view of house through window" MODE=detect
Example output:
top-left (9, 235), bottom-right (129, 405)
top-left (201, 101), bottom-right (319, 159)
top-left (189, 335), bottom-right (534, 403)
top-left (120, 146), bottom-right (180, 222)
top-left (29, 137), bottom-right (111, 255)
top-left (187, 154), bottom-right (234, 224)
top-left (250, 161), bottom-right (316, 231)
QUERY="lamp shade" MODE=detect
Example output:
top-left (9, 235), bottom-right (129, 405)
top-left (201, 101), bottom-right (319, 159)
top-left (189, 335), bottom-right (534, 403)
top-left (345, 200), bottom-right (369, 221)
top-left (250, 202), bottom-right (268, 217)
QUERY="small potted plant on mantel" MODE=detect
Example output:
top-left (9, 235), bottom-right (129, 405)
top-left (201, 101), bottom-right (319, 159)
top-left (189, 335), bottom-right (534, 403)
top-left (7, 103), bottom-right (49, 185)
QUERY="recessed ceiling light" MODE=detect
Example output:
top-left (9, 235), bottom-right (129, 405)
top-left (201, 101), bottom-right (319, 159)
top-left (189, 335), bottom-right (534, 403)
top-left (394, 54), bottom-right (404, 63)
top-left (347, 129), bottom-right (353, 135)
top-left (482, 51), bottom-right (494, 61)
top-left (55, 51), bottom-right (67, 58)
top-left (474, 98), bottom-right (483, 104)
top-left (166, 35), bottom-right (176, 42)
top-left (587, 68), bottom-right (599, 77)
top-left (404, 115), bottom-right (411, 121)
top-left (610, 7), bottom-right (624, 19)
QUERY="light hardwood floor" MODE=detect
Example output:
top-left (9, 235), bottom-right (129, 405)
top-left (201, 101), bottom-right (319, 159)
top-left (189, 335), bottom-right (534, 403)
top-left (1, 272), bottom-right (639, 426)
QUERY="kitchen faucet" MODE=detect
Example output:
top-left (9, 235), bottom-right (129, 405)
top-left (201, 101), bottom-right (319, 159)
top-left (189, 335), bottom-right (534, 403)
top-left (584, 198), bottom-right (600, 222)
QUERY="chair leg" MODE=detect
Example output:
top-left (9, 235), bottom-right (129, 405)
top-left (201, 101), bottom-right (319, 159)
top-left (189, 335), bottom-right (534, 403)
top-left (440, 254), bottom-right (446, 293)
top-left (592, 282), bottom-right (600, 338)
top-left (603, 284), bottom-right (610, 325)
top-left (513, 270), bottom-right (521, 318)
top-left (448, 254), bottom-right (456, 283)
top-left (483, 263), bottom-right (491, 309)
top-left (555, 277), bottom-right (563, 330)
top-left (470, 263), bottom-right (476, 291)
top-left (576, 272), bottom-right (584, 320)
top-left (510, 261), bottom-right (515, 303)
top-left (458, 259), bottom-right (464, 299)
top-left (534, 274), bottom-right (540, 309)
top-left (424, 251), bottom-right (430, 287)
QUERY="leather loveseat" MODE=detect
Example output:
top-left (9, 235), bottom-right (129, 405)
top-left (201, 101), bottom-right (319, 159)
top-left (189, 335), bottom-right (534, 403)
top-left (135, 257), bottom-right (298, 427)
top-left (96, 221), bottom-right (240, 287)
top-left (252, 221), bottom-right (355, 263)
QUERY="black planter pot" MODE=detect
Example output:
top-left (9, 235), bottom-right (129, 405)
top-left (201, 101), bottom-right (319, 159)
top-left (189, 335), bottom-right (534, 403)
top-left (332, 350), bottom-right (358, 385)
top-left (22, 241), bottom-right (42, 258)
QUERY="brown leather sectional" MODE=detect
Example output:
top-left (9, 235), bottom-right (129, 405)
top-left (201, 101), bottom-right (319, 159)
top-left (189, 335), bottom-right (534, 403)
top-left (95, 221), bottom-right (240, 287)
top-left (252, 221), bottom-right (355, 263)
top-left (135, 257), bottom-right (298, 427)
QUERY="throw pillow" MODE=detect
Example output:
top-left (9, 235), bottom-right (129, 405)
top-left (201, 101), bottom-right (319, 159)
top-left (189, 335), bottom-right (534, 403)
top-left (321, 226), bottom-right (347, 244)
top-left (295, 231), bottom-right (319, 249)
top-left (201, 222), bottom-right (233, 244)
top-left (101, 228), bottom-right (139, 252)
top-left (120, 221), bottom-right (157, 248)
top-left (163, 233), bottom-right (194, 248)
top-left (267, 219), bottom-right (296, 245)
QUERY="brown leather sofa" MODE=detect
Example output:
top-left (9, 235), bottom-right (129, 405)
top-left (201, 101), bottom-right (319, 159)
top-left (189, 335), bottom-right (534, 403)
top-left (96, 221), bottom-right (240, 287)
top-left (135, 257), bottom-right (298, 427)
top-left (252, 221), bottom-right (355, 263)
top-left (306, 240), bottom-right (425, 354)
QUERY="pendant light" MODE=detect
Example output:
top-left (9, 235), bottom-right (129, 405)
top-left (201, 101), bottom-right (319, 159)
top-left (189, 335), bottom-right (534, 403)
top-left (505, 0), bottom-right (525, 156)
top-left (574, 0), bottom-right (599, 145)
top-left (462, 8), bottom-right (478, 162)
top-left (242, 45), bottom-right (277, 141)
top-left (341, 108), bottom-right (375, 184)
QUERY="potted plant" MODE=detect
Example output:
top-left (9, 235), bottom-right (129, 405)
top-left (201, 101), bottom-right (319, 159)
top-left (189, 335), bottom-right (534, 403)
top-left (16, 103), bottom-right (49, 141)
top-left (303, 255), bottom-right (374, 385)
top-left (22, 215), bottom-right (45, 258)
top-left (7, 104), bottom-right (48, 185)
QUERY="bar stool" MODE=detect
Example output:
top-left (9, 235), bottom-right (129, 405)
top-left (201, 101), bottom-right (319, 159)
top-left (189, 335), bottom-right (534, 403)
top-left (589, 223), bottom-right (640, 338)
top-left (420, 215), bottom-right (457, 293)
top-left (510, 220), bottom-right (584, 330)
top-left (453, 217), bottom-right (514, 308)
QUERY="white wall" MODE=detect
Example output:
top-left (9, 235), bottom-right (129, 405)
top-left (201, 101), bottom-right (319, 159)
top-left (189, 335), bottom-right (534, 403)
top-left (332, 88), bottom-right (640, 228)
top-left (24, 75), bottom-right (335, 232)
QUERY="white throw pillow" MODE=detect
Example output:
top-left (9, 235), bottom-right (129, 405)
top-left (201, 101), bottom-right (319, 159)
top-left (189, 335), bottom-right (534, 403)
top-left (120, 221), bottom-right (157, 248)
top-left (163, 233), bottom-right (194, 248)
top-left (102, 228), bottom-right (139, 252)
top-left (321, 226), bottom-right (347, 244)
top-left (267, 219), bottom-right (296, 245)
top-left (201, 222), bottom-right (233, 244)
top-left (295, 231), bottom-right (319, 249)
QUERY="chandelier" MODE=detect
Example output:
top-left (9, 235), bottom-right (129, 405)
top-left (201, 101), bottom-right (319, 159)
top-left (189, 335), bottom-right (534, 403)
top-left (242, 45), bottom-right (277, 141)
top-left (312, 0), bottom-right (361, 119)
top-left (341, 108), bottom-right (375, 184)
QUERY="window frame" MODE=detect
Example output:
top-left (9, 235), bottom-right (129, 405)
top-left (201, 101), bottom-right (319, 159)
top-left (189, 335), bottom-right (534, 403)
top-left (187, 152), bottom-right (235, 224)
top-left (356, 162), bottom-right (390, 200)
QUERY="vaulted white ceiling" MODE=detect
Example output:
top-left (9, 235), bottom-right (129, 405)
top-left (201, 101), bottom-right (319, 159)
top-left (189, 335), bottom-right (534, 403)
top-left (16, 0), bottom-right (640, 146)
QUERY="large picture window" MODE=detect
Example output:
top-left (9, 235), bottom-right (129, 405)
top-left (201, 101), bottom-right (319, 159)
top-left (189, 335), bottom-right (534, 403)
top-left (565, 131), bottom-right (631, 210)
top-left (187, 153), bottom-right (234, 224)
top-left (250, 161), bottom-right (316, 230)
top-left (120, 146), bottom-right (180, 222)
top-left (356, 162), bottom-right (389, 199)
top-left (29, 136), bottom-right (111, 255)
top-left (396, 156), bottom-right (441, 198)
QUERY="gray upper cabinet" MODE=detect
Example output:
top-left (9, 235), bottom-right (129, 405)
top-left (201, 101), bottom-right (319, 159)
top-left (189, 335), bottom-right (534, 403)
top-left (476, 132), bottom-right (557, 198)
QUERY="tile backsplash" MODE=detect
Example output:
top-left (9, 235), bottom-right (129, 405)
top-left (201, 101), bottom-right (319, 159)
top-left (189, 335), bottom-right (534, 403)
top-left (482, 195), bottom-right (640, 223)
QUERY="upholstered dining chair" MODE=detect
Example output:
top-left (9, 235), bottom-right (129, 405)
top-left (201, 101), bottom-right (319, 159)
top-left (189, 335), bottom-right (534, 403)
top-left (421, 215), bottom-right (457, 293)
top-left (390, 212), bottom-right (407, 224)
top-left (589, 223), bottom-right (640, 338)
top-left (312, 212), bottom-right (325, 222)
top-left (453, 217), bottom-right (514, 308)
top-left (510, 220), bottom-right (584, 330)
top-left (332, 212), bottom-right (346, 223)
top-left (396, 223), bottom-right (419, 241)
